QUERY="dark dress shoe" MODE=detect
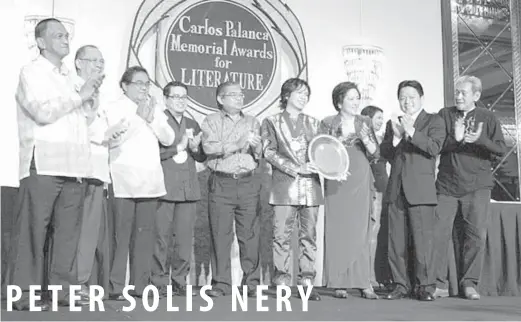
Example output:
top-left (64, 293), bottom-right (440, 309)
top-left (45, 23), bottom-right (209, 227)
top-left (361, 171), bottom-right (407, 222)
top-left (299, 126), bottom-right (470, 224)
top-left (417, 290), bottom-right (435, 301)
top-left (174, 286), bottom-right (196, 296)
top-left (13, 299), bottom-right (50, 311)
top-left (384, 289), bottom-right (407, 300)
top-left (58, 298), bottom-right (90, 307)
top-left (297, 290), bottom-right (321, 301)
top-left (108, 293), bottom-right (126, 301)
top-left (308, 290), bottom-right (321, 301)
top-left (207, 288), bottom-right (225, 298)
top-left (128, 291), bottom-right (156, 298)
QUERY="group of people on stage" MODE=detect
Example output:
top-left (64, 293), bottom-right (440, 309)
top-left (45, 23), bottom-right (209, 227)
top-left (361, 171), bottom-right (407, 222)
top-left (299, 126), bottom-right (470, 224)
top-left (4, 18), bottom-right (507, 311)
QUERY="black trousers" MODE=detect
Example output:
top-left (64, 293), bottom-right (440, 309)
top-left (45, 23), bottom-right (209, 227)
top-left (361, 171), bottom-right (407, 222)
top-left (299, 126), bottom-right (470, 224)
top-left (77, 181), bottom-right (110, 291)
top-left (7, 165), bottom-right (86, 302)
top-left (1, 187), bottom-right (18, 299)
top-left (433, 189), bottom-right (491, 290)
top-left (151, 200), bottom-right (197, 289)
top-left (109, 196), bottom-right (157, 295)
top-left (208, 173), bottom-right (261, 294)
top-left (388, 188), bottom-right (436, 293)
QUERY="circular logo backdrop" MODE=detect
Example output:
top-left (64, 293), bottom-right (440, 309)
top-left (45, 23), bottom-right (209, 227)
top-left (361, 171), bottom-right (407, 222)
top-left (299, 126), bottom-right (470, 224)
top-left (165, 1), bottom-right (277, 111)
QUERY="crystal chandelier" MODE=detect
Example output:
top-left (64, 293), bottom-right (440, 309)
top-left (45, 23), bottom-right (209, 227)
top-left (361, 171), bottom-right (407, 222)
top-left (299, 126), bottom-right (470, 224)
top-left (342, 44), bottom-right (385, 107)
top-left (342, 0), bottom-right (385, 108)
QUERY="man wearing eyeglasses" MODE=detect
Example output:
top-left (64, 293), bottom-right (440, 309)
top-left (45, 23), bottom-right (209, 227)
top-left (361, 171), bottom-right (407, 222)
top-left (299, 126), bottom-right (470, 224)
top-left (9, 18), bottom-right (101, 310)
top-left (73, 45), bottom-right (117, 298)
top-left (103, 66), bottom-right (175, 300)
top-left (150, 81), bottom-right (206, 297)
top-left (201, 81), bottom-right (262, 298)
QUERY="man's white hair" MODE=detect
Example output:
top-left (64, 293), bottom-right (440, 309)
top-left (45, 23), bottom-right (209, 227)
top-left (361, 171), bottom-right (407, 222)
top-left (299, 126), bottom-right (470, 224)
top-left (455, 75), bottom-right (482, 93)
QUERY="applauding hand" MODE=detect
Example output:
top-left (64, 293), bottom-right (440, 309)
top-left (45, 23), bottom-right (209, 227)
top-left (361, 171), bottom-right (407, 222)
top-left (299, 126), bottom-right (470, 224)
top-left (188, 132), bottom-right (203, 152)
top-left (454, 117), bottom-right (465, 142)
top-left (391, 119), bottom-right (405, 139)
top-left (464, 122), bottom-right (483, 144)
top-left (137, 96), bottom-right (155, 123)
top-left (400, 114), bottom-right (415, 138)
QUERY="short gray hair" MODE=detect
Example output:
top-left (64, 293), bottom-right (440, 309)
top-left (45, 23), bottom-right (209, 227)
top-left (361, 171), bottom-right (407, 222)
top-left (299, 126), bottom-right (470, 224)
top-left (75, 45), bottom-right (99, 61)
top-left (455, 75), bottom-right (482, 93)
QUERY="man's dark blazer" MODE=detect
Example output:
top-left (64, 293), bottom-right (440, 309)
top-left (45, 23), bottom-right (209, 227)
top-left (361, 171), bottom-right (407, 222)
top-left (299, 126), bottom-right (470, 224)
top-left (159, 110), bottom-right (207, 202)
top-left (380, 110), bottom-right (446, 206)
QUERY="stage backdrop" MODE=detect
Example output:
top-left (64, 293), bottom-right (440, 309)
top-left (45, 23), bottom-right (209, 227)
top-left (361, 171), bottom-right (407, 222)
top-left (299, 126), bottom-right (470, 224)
top-left (0, 0), bottom-right (444, 286)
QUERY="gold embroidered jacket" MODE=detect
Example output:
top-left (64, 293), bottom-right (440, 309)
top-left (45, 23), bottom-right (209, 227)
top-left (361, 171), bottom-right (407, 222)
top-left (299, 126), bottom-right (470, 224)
top-left (261, 112), bottom-right (324, 206)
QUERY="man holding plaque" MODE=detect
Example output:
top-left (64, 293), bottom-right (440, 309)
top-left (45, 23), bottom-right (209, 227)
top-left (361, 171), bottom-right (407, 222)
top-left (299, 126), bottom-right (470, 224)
top-left (151, 81), bottom-right (206, 296)
top-left (261, 78), bottom-right (322, 301)
top-left (201, 81), bottom-right (263, 298)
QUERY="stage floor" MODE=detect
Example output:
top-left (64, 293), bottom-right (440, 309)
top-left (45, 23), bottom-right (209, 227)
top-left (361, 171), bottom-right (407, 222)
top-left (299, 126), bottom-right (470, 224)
top-left (2, 287), bottom-right (520, 321)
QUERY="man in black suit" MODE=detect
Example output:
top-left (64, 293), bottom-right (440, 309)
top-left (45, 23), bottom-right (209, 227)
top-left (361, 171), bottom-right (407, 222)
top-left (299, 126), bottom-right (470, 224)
top-left (150, 81), bottom-right (206, 296)
top-left (380, 80), bottom-right (446, 301)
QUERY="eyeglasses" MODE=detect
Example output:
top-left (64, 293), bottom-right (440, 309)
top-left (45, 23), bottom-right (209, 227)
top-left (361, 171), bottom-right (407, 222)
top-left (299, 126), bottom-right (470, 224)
top-left (79, 58), bottom-right (105, 65)
top-left (166, 94), bottom-right (188, 101)
top-left (222, 92), bottom-right (245, 99)
top-left (130, 81), bottom-right (151, 88)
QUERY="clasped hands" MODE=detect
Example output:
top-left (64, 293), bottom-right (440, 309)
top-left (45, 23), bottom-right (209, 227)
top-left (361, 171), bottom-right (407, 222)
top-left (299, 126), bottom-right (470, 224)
top-left (176, 132), bottom-right (203, 153)
top-left (454, 117), bottom-right (483, 144)
top-left (79, 72), bottom-right (105, 106)
top-left (136, 95), bottom-right (156, 123)
top-left (359, 122), bottom-right (373, 145)
top-left (392, 115), bottom-right (415, 140)
top-left (238, 131), bottom-right (262, 150)
top-left (104, 119), bottom-right (128, 143)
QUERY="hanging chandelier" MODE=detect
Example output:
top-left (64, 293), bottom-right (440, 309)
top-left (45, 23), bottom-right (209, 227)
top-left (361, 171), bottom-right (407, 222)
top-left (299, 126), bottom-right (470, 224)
top-left (342, 0), bottom-right (385, 108)
top-left (342, 44), bottom-right (385, 107)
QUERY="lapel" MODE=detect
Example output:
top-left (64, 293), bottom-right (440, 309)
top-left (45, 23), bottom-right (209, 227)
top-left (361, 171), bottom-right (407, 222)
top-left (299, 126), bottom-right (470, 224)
top-left (165, 110), bottom-right (185, 145)
top-left (413, 110), bottom-right (429, 132)
top-left (280, 111), bottom-right (296, 140)
top-left (330, 114), bottom-right (343, 136)
top-left (398, 110), bottom-right (429, 149)
top-left (277, 113), bottom-right (300, 161)
top-left (279, 113), bottom-right (294, 141)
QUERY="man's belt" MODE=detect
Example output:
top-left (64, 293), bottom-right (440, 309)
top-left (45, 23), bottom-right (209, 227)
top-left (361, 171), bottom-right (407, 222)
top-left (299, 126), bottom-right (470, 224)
top-left (212, 170), bottom-right (255, 179)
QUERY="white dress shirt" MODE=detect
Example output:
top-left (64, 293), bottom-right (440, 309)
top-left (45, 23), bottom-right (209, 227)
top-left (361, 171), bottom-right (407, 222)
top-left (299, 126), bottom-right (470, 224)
top-left (104, 95), bottom-right (175, 198)
top-left (15, 55), bottom-right (91, 180)
top-left (74, 76), bottom-right (111, 184)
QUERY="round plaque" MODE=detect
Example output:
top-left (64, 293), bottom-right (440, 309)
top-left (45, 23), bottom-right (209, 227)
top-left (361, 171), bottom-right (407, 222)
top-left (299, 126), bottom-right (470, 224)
top-left (308, 134), bottom-right (350, 180)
